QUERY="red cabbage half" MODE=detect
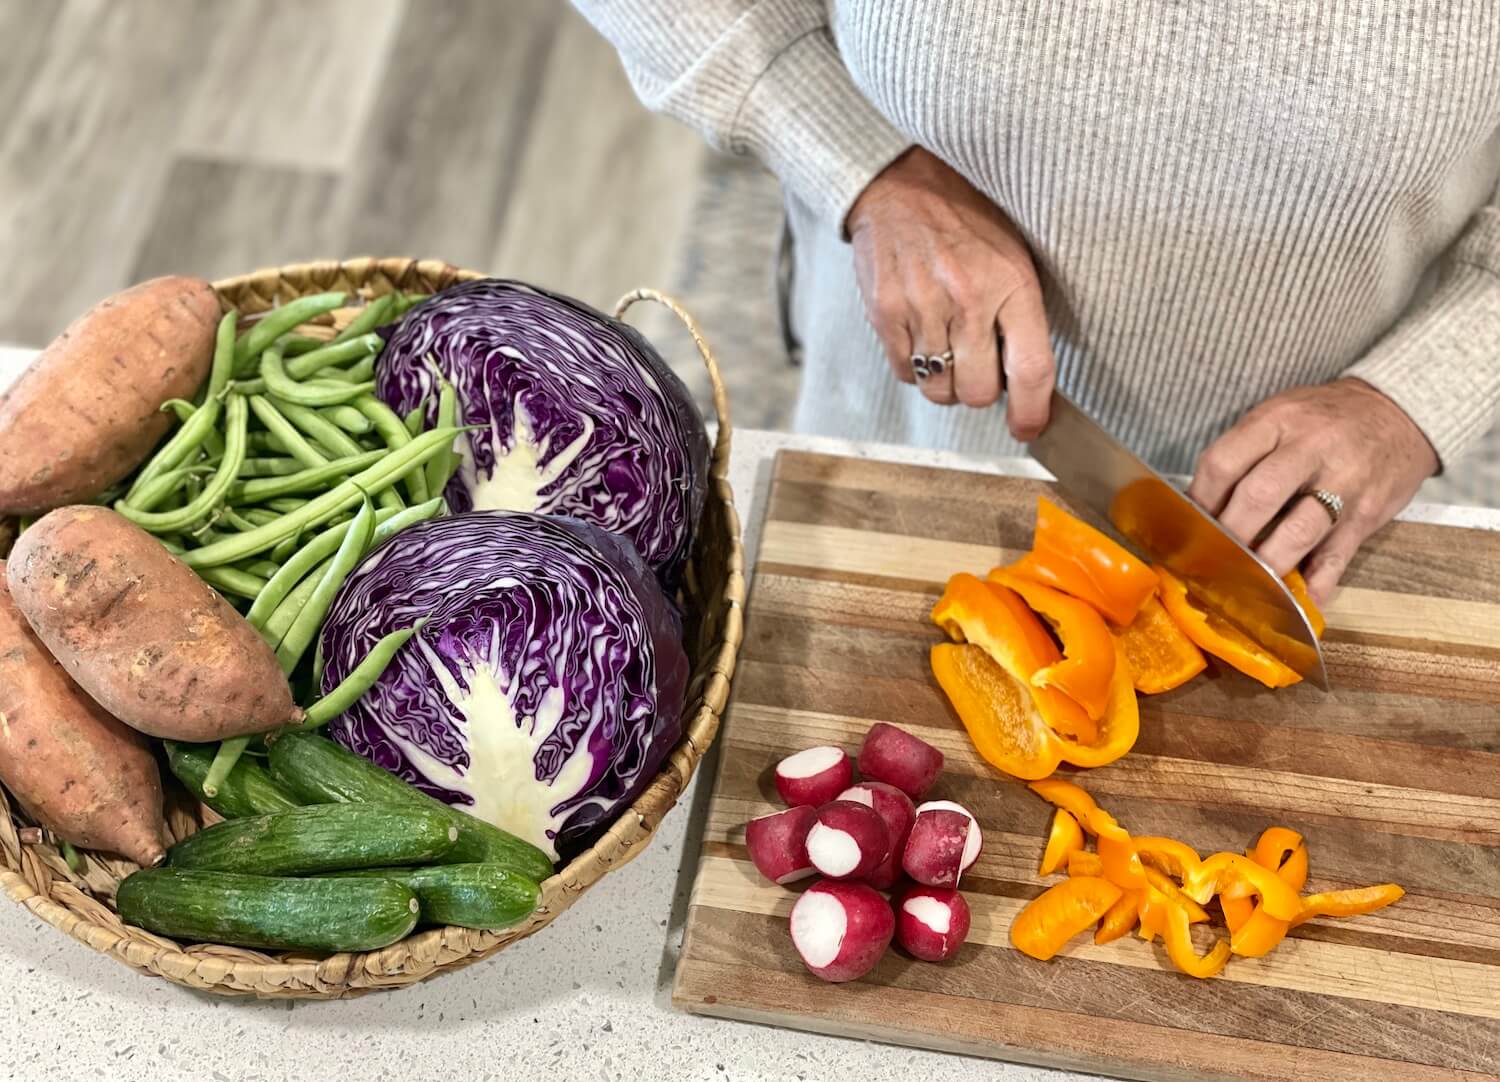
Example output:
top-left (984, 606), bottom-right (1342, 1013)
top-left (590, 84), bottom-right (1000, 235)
top-left (318, 511), bottom-right (690, 862)
top-left (375, 279), bottom-right (709, 587)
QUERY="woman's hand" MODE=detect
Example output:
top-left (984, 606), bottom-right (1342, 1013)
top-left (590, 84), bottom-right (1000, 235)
top-left (1187, 379), bottom-right (1439, 603)
top-left (846, 147), bottom-right (1055, 439)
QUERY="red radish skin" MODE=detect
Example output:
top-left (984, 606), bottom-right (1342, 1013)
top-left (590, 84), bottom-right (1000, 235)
top-left (896, 886), bottom-right (971, 962)
top-left (789, 879), bottom-right (895, 982)
top-left (773, 745), bottom-right (853, 806)
top-left (856, 722), bottom-right (944, 799)
top-left (902, 802), bottom-right (983, 887)
top-left (745, 806), bottom-right (819, 885)
top-left (805, 800), bottom-right (890, 881)
top-left (837, 781), bottom-right (916, 889)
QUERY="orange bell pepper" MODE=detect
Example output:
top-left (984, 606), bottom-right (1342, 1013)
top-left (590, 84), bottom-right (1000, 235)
top-left (1096, 820), bottom-right (1148, 891)
top-left (1111, 595), bottom-right (1207, 694)
top-left (1143, 867), bottom-right (1210, 923)
top-left (932, 573), bottom-right (1093, 738)
top-left (1067, 850), bottom-right (1105, 878)
top-left (1028, 778), bottom-right (1113, 835)
top-left (988, 569), bottom-right (1115, 722)
top-left (1160, 895), bottom-right (1231, 978)
top-left (1009, 497), bottom-right (1158, 626)
top-left (1010, 876), bottom-right (1124, 961)
top-left (1185, 853), bottom-right (1304, 920)
top-left (1223, 828), bottom-right (1308, 950)
top-left (1039, 809), bottom-right (1084, 876)
top-left (1230, 907), bottom-right (1291, 958)
top-left (1053, 642), bottom-right (1140, 770)
top-left (1155, 567), bottom-right (1303, 689)
top-left (1250, 827), bottom-right (1307, 876)
top-left (930, 643), bottom-right (1062, 780)
top-left (1094, 889), bottom-right (1141, 944)
top-left (1133, 836), bottom-right (1202, 881)
top-left (1290, 884), bottom-right (1405, 928)
top-left (1283, 570), bottom-right (1327, 638)
top-left (1220, 895), bottom-right (1255, 933)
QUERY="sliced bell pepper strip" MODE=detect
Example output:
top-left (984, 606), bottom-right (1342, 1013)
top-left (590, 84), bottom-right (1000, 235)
top-left (1008, 496), bottom-right (1159, 626)
top-left (931, 643), bottom-right (1063, 780)
top-left (1185, 853), bottom-right (1304, 920)
top-left (988, 569), bottom-right (1115, 722)
top-left (1250, 826), bottom-right (1306, 872)
top-left (1111, 595), bottom-right (1207, 694)
top-left (1096, 819), bottom-right (1148, 891)
top-left (1067, 850), bottom-right (1105, 878)
top-left (1028, 778), bottom-right (1115, 835)
top-left (1229, 908), bottom-right (1290, 958)
top-left (1290, 884), bottom-right (1405, 928)
top-left (1039, 809), bottom-right (1085, 876)
top-left (1054, 641), bottom-right (1140, 770)
top-left (1010, 876), bottom-right (1124, 961)
top-left (1094, 889), bottom-right (1141, 944)
top-left (1220, 894), bottom-right (1256, 933)
top-left (1284, 569), bottom-right (1327, 638)
top-left (1225, 829), bottom-right (1307, 949)
top-left (932, 573), bottom-right (1094, 739)
top-left (1133, 836), bottom-right (1202, 881)
top-left (1160, 896), bottom-right (1231, 979)
top-left (1143, 867), bottom-right (1210, 923)
top-left (1155, 567), bottom-right (1303, 689)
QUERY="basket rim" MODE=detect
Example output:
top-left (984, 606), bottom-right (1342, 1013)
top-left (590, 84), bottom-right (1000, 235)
top-left (0, 257), bottom-right (745, 998)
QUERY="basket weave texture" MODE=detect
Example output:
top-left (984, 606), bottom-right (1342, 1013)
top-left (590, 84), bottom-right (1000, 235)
top-left (0, 257), bottom-right (744, 998)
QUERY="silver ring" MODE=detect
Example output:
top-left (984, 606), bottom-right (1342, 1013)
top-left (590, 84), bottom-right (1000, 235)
top-left (910, 353), bottom-right (932, 380)
top-left (910, 349), bottom-right (954, 381)
top-left (1304, 487), bottom-right (1343, 525)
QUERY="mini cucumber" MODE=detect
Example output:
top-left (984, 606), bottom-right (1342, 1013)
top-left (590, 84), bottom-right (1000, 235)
top-left (268, 732), bottom-right (553, 880)
top-left (327, 864), bottom-right (540, 930)
top-left (117, 868), bottom-right (418, 952)
top-left (167, 803), bottom-right (458, 875)
top-left (165, 741), bottom-right (301, 819)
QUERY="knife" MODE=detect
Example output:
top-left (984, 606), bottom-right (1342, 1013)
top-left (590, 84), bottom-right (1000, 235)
top-left (1026, 391), bottom-right (1329, 690)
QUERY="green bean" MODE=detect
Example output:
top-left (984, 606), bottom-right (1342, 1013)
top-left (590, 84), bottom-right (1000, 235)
top-left (300, 622), bottom-right (425, 729)
top-left (242, 509), bottom-right (280, 526)
top-left (274, 497), bottom-right (377, 673)
top-left (233, 292), bottom-right (346, 373)
top-left (259, 556), bottom-right (332, 645)
top-left (229, 450), bottom-right (386, 504)
top-left (126, 464), bottom-right (216, 513)
top-left (332, 294), bottom-right (395, 345)
top-left (197, 564), bottom-right (268, 601)
top-left (220, 506), bottom-right (264, 532)
top-left (354, 395), bottom-right (427, 504)
top-left (402, 404), bottom-right (426, 438)
top-left (238, 456), bottom-right (307, 478)
top-left (127, 310), bottom-right (238, 499)
top-left (281, 334), bottom-right (331, 356)
top-left (390, 291), bottom-right (431, 317)
top-left (244, 498), bottom-right (440, 630)
top-left (244, 395), bottom-right (329, 470)
top-left (61, 840), bottom-right (85, 874)
top-left (427, 378), bottom-right (461, 495)
top-left (265, 497), bottom-right (311, 514)
top-left (268, 399), bottom-right (402, 512)
top-left (247, 431), bottom-right (290, 455)
top-left (117, 395), bottom-right (249, 532)
top-left (262, 347), bottom-right (374, 407)
top-left (321, 355), bottom-right (377, 384)
top-left (270, 532), bottom-right (301, 563)
top-left (319, 404), bottom-right (374, 435)
top-left (201, 737), bottom-right (251, 798)
top-left (238, 559), bottom-right (281, 578)
top-left (311, 638), bottom-right (326, 691)
top-left (283, 334), bottom-right (381, 381)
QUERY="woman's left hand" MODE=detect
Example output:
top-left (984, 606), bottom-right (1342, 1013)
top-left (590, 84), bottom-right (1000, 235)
top-left (1187, 379), bottom-right (1439, 604)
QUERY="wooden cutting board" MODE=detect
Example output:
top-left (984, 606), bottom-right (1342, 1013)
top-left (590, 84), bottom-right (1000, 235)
top-left (673, 450), bottom-right (1500, 1081)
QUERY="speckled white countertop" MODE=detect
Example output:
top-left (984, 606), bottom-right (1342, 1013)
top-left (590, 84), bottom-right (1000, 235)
top-left (2, 346), bottom-right (1497, 1082)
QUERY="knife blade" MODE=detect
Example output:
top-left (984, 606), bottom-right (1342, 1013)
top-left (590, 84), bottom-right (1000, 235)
top-left (1026, 391), bottom-right (1329, 690)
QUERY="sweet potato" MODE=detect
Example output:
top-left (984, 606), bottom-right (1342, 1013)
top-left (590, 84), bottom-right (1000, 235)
top-left (0, 276), bottom-right (220, 514)
top-left (6, 506), bottom-right (297, 740)
top-left (0, 560), bottom-right (167, 866)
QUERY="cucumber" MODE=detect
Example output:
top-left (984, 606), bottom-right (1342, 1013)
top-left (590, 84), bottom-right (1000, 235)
top-left (167, 803), bottom-right (458, 875)
top-left (268, 732), bottom-right (553, 880)
top-left (117, 868), bottom-right (418, 952)
top-left (324, 864), bottom-right (540, 930)
top-left (165, 741), bottom-right (301, 819)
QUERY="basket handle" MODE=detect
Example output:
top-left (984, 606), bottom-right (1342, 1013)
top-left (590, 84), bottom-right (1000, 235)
top-left (614, 288), bottom-right (732, 474)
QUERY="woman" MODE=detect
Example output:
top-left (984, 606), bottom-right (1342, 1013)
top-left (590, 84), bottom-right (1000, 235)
top-left (575, 2), bottom-right (1500, 602)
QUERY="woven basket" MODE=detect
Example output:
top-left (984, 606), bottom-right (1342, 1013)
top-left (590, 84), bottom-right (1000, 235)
top-left (0, 257), bottom-right (744, 998)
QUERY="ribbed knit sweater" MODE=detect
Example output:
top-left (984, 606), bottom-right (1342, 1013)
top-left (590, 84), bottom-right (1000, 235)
top-left (576, 2), bottom-right (1500, 486)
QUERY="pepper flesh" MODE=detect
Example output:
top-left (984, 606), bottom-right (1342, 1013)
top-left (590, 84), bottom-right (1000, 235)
top-left (1161, 896), bottom-right (1231, 978)
top-left (1291, 884), bottom-right (1406, 927)
top-left (1008, 497), bottom-right (1158, 626)
top-left (1284, 570), bottom-right (1327, 638)
top-left (1010, 876), bottom-right (1124, 961)
top-left (931, 643), bottom-right (1062, 780)
top-left (1112, 595), bottom-right (1208, 694)
top-left (1054, 642), bottom-right (1140, 770)
top-left (1155, 566), bottom-right (1303, 688)
top-left (1096, 820), bottom-right (1148, 891)
top-left (1133, 836), bottom-right (1202, 881)
top-left (1029, 779), bottom-right (1112, 835)
top-left (1039, 809), bottom-right (1085, 876)
top-left (989, 569), bottom-right (1115, 722)
top-left (1186, 853), bottom-right (1304, 920)
top-left (1094, 889), bottom-right (1141, 944)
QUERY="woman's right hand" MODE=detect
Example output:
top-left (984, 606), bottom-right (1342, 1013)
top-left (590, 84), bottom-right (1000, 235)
top-left (846, 147), bottom-right (1056, 440)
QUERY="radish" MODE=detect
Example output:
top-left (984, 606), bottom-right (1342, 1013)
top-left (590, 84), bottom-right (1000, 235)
top-left (896, 886), bottom-right (971, 962)
top-left (789, 879), bottom-right (895, 982)
top-left (744, 805), bottom-right (819, 884)
top-left (837, 781), bottom-right (916, 889)
top-left (805, 800), bottom-right (890, 881)
top-left (856, 722), bottom-right (943, 799)
top-left (774, 745), bottom-right (854, 807)
top-left (903, 801), bottom-right (983, 887)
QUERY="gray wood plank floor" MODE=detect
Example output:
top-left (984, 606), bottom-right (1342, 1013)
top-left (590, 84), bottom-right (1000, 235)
top-left (0, 0), bottom-right (797, 428)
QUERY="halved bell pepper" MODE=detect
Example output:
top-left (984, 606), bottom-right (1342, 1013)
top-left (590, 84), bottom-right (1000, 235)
top-left (1009, 497), bottom-right (1159, 626)
top-left (931, 643), bottom-right (1062, 780)
top-left (1290, 884), bottom-right (1405, 928)
top-left (988, 569), bottom-right (1115, 722)
top-left (1010, 876), bottom-right (1124, 961)
top-left (1039, 809), bottom-right (1085, 876)
top-left (1155, 567), bottom-right (1303, 689)
top-left (1185, 853), bottom-right (1304, 920)
top-left (1094, 889), bottom-right (1142, 944)
top-left (1111, 595), bottom-right (1207, 694)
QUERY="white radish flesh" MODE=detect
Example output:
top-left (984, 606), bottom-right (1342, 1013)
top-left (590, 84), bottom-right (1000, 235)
top-left (744, 805), bottom-right (819, 884)
top-left (789, 879), bottom-right (895, 982)
top-left (838, 781), bottom-right (916, 889)
top-left (896, 886), bottom-right (971, 962)
top-left (774, 745), bottom-right (854, 807)
top-left (806, 800), bottom-right (890, 881)
top-left (856, 722), bottom-right (944, 799)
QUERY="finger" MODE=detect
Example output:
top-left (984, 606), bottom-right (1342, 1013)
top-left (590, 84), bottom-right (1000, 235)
top-left (1215, 446), bottom-right (1320, 546)
top-left (996, 285), bottom-right (1054, 440)
top-left (1303, 520), bottom-right (1368, 604)
top-left (951, 304), bottom-right (1001, 408)
top-left (1255, 493), bottom-right (1338, 576)
top-left (1188, 417), bottom-right (1281, 514)
top-left (911, 298), bottom-right (956, 406)
top-left (872, 298), bottom-right (915, 385)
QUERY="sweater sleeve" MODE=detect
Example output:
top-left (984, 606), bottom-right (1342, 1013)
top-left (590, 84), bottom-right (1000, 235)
top-left (1345, 190), bottom-right (1500, 469)
top-left (571, 0), bottom-right (913, 232)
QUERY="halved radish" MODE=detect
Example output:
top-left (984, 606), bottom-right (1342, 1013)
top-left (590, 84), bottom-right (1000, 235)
top-left (806, 800), bottom-right (890, 881)
top-left (857, 722), bottom-right (944, 799)
top-left (745, 805), bottom-right (819, 884)
top-left (837, 781), bottom-right (916, 889)
top-left (774, 745), bottom-right (854, 807)
top-left (790, 879), bottom-right (895, 982)
top-left (896, 886), bottom-right (971, 962)
top-left (903, 800), bottom-right (983, 887)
